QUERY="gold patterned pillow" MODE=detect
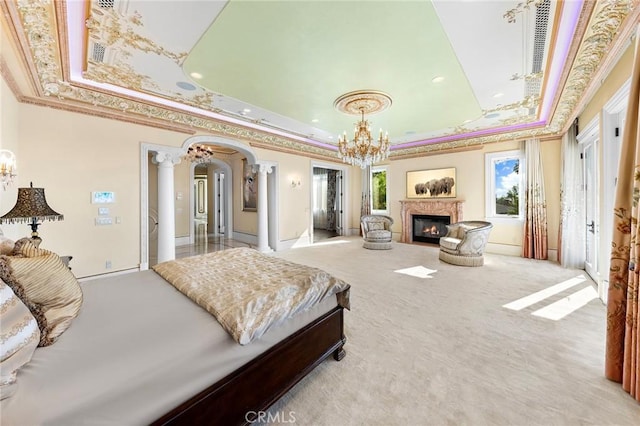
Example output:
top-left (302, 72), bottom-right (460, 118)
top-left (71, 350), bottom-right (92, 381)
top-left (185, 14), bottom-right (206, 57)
top-left (0, 236), bottom-right (14, 256)
top-left (0, 278), bottom-right (40, 399)
top-left (0, 241), bottom-right (82, 347)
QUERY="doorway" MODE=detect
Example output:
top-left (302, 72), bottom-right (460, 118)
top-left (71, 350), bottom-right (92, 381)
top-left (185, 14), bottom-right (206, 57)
top-left (311, 163), bottom-right (348, 243)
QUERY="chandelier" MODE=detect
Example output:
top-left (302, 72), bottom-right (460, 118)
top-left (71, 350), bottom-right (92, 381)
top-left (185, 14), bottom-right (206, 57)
top-left (335, 91), bottom-right (392, 169)
top-left (184, 144), bottom-right (216, 163)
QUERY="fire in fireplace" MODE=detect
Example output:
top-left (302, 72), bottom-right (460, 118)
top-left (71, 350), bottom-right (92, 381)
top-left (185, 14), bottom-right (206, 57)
top-left (412, 214), bottom-right (450, 244)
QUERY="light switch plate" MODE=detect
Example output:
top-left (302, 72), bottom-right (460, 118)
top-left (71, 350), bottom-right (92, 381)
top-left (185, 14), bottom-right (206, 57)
top-left (95, 217), bottom-right (113, 226)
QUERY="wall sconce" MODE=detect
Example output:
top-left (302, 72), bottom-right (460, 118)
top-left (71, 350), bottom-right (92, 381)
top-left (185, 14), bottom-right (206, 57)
top-left (291, 178), bottom-right (301, 188)
top-left (0, 149), bottom-right (17, 190)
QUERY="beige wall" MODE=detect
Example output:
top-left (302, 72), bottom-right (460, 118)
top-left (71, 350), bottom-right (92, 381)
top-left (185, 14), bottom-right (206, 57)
top-left (8, 104), bottom-right (186, 277)
top-left (580, 44), bottom-right (634, 128)
top-left (364, 138), bottom-right (560, 256)
top-left (173, 160), bottom-right (191, 238)
top-left (0, 79), bottom-right (20, 218)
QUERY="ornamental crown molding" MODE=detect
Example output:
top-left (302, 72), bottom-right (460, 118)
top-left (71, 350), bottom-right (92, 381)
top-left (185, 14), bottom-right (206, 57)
top-left (2, 0), bottom-right (639, 162)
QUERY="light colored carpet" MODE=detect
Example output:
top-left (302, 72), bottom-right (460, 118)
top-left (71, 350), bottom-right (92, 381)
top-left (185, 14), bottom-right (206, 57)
top-left (265, 237), bottom-right (640, 425)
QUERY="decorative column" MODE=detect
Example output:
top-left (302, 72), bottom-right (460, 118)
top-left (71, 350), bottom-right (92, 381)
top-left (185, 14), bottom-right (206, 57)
top-left (153, 150), bottom-right (181, 263)
top-left (253, 163), bottom-right (273, 253)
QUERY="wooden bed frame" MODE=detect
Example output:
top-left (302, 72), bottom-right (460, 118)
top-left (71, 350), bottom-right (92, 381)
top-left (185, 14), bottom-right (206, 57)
top-left (152, 305), bottom-right (346, 425)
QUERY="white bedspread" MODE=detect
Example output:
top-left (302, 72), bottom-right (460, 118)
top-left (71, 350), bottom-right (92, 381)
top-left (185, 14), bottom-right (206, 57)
top-left (0, 269), bottom-right (338, 425)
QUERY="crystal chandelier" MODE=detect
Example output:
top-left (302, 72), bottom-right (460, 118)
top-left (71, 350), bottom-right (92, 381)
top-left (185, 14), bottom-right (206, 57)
top-left (335, 90), bottom-right (392, 169)
top-left (338, 107), bottom-right (390, 168)
top-left (184, 144), bottom-right (216, 163)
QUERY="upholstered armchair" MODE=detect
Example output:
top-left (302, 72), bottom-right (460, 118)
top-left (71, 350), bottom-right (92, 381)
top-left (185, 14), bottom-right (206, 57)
top-left (439, 221), bottom-right (493, 266)
top-left (360, 215), bottom-right (394, 250)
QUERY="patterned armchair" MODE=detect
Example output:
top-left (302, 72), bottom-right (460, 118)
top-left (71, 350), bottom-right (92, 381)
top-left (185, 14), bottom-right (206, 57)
top-left (439, 221), bottom-right (493, 266)
top-left (360, 215), bottom-right (394, 250)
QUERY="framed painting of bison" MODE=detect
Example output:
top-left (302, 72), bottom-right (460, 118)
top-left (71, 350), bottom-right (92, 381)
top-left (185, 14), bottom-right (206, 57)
top-left (406, 167), bottom-right (456, 198)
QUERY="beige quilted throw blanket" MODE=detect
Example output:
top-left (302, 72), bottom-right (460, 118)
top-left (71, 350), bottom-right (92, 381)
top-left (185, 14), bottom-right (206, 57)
top-left (152, 247), bottom-right (350, 345)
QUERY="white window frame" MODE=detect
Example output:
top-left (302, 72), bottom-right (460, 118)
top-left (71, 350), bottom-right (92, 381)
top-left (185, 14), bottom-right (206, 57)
top-left (485, 149), bottom-right (525, 221)
top-left (371, 166), bottom-right (388, 214)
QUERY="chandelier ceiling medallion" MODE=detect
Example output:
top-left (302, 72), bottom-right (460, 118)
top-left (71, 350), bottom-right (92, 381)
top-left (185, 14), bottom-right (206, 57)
top-left (335, 90), bottom-right (392, 169)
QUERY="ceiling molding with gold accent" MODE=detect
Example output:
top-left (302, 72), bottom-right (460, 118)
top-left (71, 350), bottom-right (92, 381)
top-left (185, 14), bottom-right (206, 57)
top-left (1, 0), bottom-right (638, 162)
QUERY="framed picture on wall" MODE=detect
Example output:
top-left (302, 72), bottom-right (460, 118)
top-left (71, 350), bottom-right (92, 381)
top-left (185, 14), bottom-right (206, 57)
top-left (242, 159), bottom-right (258, 211)
top-left (406, 167), bottom-right (456, 198)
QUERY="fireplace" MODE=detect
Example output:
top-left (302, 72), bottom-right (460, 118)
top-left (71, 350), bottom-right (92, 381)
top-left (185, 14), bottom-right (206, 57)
top-left (399, 199), bottom-right (464, 244)
top-left (412, 215), bottom-right (450, 244)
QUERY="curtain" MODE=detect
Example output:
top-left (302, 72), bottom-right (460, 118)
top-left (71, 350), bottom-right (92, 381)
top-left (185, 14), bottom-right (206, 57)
top-left (361, 165), bottom-right (371, 217)
top-left (605, 24), bottom-right (640, 401)
top-left (360, 166), bottom-right (371, 235)
top-left (312, 169), bottom-right (328, 229)
top-left (326, 170), bottom-right (338, 231)
top-left (558, 123), bottom-right (586, 268)
top-left (522, 139), bottom-right (548, 259)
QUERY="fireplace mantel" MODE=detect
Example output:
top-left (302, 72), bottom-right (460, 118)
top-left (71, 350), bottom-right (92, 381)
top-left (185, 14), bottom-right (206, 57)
top-left (400, 199), bottom-right (464, 243)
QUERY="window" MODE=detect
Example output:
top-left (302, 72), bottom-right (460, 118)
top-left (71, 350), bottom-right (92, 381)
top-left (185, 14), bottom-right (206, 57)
top-left (485, 150), bottom-right (524, 219)
top-left (371, 166), bottom-right (388, 213)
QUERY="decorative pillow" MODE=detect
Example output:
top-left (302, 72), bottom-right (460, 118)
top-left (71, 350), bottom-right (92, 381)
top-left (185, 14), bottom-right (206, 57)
top-left (457, 224), bottom-right (475, 239)
top-left (0, 236), bottom-right (14, 256)
top-left (12, 238), bottom-right (48, 257)
top-left (368, 222), bottom-right (385, 231)
top-left (0, 278), bottom-right (40, 400)
top-left (445, 224), bottom-right (459, 237)
top-left (0, 240), bottom-right (82, 347)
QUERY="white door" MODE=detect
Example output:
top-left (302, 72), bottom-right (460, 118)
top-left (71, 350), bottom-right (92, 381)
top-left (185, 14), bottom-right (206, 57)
top-left (216, 172), bottom-right (225, 234)
top-left (583, 139), bottom-right (598, 281)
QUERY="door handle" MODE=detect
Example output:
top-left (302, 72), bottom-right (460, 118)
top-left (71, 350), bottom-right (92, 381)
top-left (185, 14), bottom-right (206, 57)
top-left (587, 220), bottom-right (595, 234)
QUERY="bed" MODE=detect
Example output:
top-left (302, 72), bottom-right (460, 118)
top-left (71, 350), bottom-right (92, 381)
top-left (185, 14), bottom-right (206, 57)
top-left (0, 243), bottom-right (349, 425)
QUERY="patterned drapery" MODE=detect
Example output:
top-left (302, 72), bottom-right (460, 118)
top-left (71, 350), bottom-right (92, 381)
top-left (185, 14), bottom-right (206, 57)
top-left (360, 166), bottom-right (371, 236)
top-left (522, 139), bottom-right (548, 259)
top-left (605, 24), bottom-right (640, 401)
top-left (326, 170), bottom-right (338, 231)
top-left (558, 123), bottom-right (586, 268)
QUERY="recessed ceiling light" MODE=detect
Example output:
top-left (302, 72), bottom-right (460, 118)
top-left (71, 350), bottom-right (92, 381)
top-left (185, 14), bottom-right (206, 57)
top-left (431, 76), bottom-right (445, 83)
top-left (190, 72), bottom-right (203, 79)
top-left (243, 108), bottom-right (251, 113)
top-left (311, 118), bottom-right (319, 123)
top-left (176, 81), bottom-right (196, 91)
top-left (493, 92), bottom-right (504, 98)
top-left (463, 119), bottom-right (472, 124)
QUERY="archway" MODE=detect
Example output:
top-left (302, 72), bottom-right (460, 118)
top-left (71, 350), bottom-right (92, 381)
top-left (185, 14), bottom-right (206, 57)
top-left (140, 136), bottom-right (260, 270)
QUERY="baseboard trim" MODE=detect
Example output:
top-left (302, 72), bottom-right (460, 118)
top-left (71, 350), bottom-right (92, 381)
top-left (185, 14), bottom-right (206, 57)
top-left (485, 243), bottom-right (559, 262)
top-left (78, 267), bottom-right (140, 282)
top-left (279, 235), bottom-right (312, 250)
top-left (232, 231), bottom-right (258, 246)
top-left (175, 236), bottom-right (190, 246)
top-left (485, 243), bottom-right (521, 256)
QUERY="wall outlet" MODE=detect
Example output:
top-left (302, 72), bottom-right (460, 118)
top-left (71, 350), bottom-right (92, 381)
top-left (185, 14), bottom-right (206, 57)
top-left (105, 260), bottom-right (112, 269)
